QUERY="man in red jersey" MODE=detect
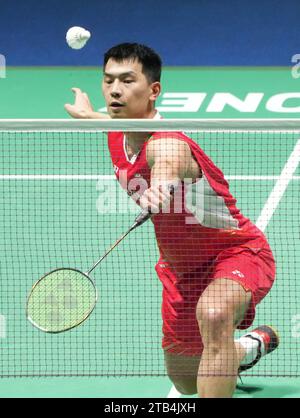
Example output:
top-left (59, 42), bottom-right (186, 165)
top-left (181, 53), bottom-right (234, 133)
top-left (65, 43), bottom-right (279, 398)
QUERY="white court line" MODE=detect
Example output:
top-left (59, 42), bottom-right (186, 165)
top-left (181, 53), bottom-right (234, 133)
top-left (0, 175), bottom-right (115, 180)
top-left (256, 139), bottom-right (300, 232)
top-left (167, 138), bottom-right (300, 398)
top-left (0, 175), bottom-right (299, 180)
top-left (0, 315), bottom-right (6, 339)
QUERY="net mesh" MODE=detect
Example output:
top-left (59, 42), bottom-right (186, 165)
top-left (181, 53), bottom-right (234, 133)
top-left (0, 120), bottom-right (299, 377)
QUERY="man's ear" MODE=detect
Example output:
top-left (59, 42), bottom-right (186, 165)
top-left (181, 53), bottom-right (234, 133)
top-left (150, 82), bottom-right (161, 102)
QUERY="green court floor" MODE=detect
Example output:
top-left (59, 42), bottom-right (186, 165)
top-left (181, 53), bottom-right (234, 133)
top-left (0, 67), bottom-right (299, 398)
top-left (0, 377), bottom-right (300, 398)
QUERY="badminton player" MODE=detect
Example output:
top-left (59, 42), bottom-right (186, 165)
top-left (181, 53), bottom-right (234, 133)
top-left (65, 43), bottom-right (279, 398)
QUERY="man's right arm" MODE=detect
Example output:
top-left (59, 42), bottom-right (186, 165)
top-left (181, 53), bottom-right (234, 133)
top-left (64, 87), bottom-right (110, 119)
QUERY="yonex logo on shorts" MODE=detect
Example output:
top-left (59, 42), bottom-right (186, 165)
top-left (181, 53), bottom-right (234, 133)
top-left (0, 54), bottom-right (6, 79)
top-left (232, 270), bottom-right (245, 278)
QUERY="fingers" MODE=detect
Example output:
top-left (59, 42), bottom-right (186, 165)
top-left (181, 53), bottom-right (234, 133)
top-left (72, 87), bottom-right (89, 100)
top-left (64, 102), bottom-right (87, 118)
top-left (64, 103), bottom-right (76, 116)
top-left (72, 88), bottom-right (85, 105)
top-left (65, 87), bottom-right (94, 118)
top-left (83, 92), bottom-right (92, 106)
top-left (139, 186), bottom-right (173, 213)
top-left (71, 87), bottom-right (82, 95)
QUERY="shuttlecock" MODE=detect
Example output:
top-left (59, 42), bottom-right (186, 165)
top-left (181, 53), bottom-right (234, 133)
top-left (66, 26), bottom-right (91, 49)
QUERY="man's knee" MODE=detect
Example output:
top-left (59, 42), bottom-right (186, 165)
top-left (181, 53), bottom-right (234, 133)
top-left (196, 304), bottom-right (235, 338)
top-left (196, 298), bottom-right (237, 347)
top-left (196, 278), bottom-right (251, 342)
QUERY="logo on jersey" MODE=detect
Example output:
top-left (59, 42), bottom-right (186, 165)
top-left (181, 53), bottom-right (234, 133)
top-left (232, 270), bottom-right (245, 278)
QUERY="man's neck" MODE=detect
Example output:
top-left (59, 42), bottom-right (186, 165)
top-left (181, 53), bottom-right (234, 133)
top-left (126, 109), bottom-right (157, 152)
top-left (125, 132), bottom-right (150, 156)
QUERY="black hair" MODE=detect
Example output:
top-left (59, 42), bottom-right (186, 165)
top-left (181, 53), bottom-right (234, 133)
top-left (103, 43), bottom-right (162, 83)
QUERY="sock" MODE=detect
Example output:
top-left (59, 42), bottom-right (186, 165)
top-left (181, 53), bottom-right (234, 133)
top-left (236, 332), bottom-right (265, 366)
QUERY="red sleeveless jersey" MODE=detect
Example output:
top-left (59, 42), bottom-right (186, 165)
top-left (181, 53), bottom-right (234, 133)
top-left (108, 130), bottom-right (268, 273)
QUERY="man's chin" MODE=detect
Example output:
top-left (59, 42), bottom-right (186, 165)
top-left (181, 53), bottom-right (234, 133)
top-left (110, 113), bottom-right (128, 119)
top-left (108, 109), bottom-right (127, 119)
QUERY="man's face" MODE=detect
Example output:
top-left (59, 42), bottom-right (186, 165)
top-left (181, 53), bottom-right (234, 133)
top-left (102, 58), bottom-right (160, 118)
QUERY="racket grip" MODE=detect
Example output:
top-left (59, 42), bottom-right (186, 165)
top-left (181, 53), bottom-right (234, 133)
top-left (134, 209), bottom-right (152, 227)
top-left (131, 184), bottom-right (175, 229)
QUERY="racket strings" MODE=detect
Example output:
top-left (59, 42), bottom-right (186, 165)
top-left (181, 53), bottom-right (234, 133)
top-left (27, 269), bottom-right (97, 332)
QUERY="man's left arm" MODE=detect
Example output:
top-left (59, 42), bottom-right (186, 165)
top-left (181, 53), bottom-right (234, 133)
top-left (139, 137), bottom-right (193, 213)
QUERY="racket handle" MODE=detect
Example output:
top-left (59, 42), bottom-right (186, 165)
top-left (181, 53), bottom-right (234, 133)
top-left (133, 209), bottom-right (152, 227)
top-left (131, 184), bottom-right (175, 230)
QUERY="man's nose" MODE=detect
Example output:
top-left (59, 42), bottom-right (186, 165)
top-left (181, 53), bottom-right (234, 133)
top-left (111, 80), bottom-right (122, 98)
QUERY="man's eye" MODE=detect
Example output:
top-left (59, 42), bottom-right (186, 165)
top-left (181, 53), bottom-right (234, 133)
top-left (105, 80), bottom-right (113, 84)
top-left (124, 80), bottom-right (134, 84)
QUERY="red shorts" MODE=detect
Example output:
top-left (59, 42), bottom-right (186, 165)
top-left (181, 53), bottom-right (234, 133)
top-left (155, 242), bottom-right (276, 356)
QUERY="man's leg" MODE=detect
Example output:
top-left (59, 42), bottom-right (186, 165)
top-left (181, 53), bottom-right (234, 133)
top-left (164, 328), bottom-right (279, 396)
top-left (196, 278), bottom-right (251, 398)
top-left (164, 351), bottom-right (200, 395)
top-left (164, 339), bottom-right (248, 396)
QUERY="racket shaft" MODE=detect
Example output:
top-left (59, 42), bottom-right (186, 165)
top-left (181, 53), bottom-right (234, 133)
top-left (86, 229), bottom-right (131, 275)
top-left (86, 210), bottom-right (151, 275)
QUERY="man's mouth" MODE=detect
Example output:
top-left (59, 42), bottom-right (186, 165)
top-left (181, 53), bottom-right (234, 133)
top-left (110, 102), bottom-right (125, 108)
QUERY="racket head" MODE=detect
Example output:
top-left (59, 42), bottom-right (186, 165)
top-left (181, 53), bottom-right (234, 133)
top-left (26, 268), bottom-right (98, 333)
